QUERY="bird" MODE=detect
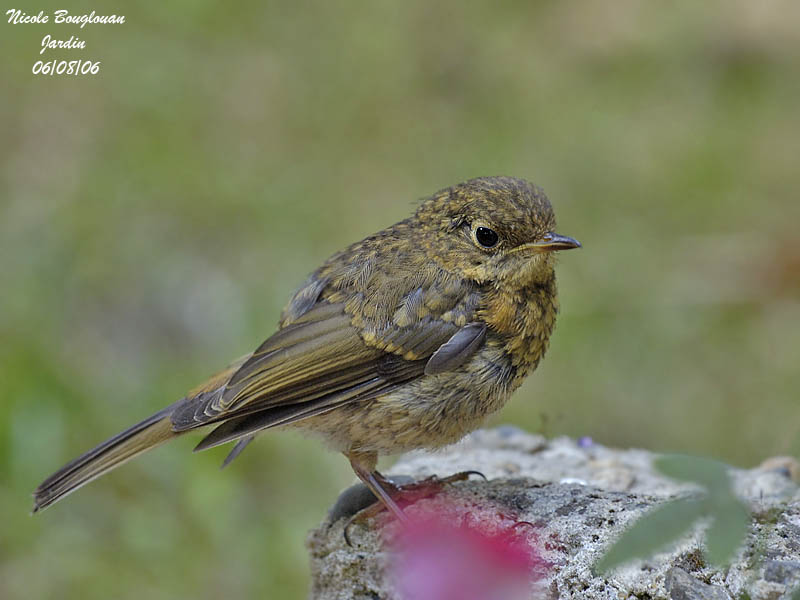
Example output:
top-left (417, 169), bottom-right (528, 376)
top-left (32, 176), bottom-right (580, 519)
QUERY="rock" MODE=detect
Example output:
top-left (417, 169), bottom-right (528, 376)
top-left (665, 567), bottom-right (730, 600)
top-left (763, 560), bottom-right (800, 585)
top-left (306, 428), bottom-right (800, 600)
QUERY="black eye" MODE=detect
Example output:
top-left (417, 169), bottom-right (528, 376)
top-left (475, 227), bottom-right (499, 248)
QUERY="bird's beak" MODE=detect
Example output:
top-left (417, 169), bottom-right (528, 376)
top-left (510, 233), bottom-right (582, 254)
top-left (534, 232), bottom-right (582, 251)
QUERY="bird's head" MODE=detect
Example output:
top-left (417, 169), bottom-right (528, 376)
top-left (416, 176), bottom-right (580, 288)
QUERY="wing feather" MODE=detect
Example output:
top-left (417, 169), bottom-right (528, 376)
top-left (171, 272), bottom-right (488, 452)
top-left (170, 302), bottom-right (448, 432)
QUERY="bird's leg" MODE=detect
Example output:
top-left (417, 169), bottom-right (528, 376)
top-left (344, 452), bottom-right (486, 544)
top-left (348, 451), bottom-right (409, 524)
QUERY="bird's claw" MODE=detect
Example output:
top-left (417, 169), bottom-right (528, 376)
top-left (341, 470), bottom-right (485, 546)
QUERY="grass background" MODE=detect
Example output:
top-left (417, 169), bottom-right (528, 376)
top-left (2, 1), bottom-right (799, 598)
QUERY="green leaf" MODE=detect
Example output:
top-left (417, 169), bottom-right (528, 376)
top-left (655, 453), bottom-right (750, 565)
top-left (704, 497), bottom-right (750, 565)
top-left (654, 454), bottom-right (732, 492)
top-left (595, 498), bottom-right (705, 573)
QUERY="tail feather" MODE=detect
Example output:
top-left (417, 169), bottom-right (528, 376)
top-left (32, 403), bottom-right (181, 513)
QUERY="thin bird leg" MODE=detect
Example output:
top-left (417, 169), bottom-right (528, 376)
top-left (347, 451), bottom-right (409, 524)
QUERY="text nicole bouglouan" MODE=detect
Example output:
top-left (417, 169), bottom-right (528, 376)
top-left (6, 9), bottom-right (126, 76)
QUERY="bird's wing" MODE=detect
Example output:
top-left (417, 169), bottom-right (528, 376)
top-left (171, 249), bottom-right (489, 452)
top-left (170, 300), bottom-right (485, 439)
top-left (425, 322), bottom-right (487, 375)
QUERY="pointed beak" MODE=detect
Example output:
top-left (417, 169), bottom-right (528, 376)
top-left (510, 233), bottom-right (582, 254)
top-left (533, 232), bottom-right (581, 251)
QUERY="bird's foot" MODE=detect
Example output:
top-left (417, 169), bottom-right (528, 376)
top-left (343, 470), bottom-right (485, 545)
top-left (390, 469), bottom-right (486, 500)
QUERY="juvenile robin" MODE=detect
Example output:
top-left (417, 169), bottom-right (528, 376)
top-left (33, 176), bottom-right (580, 519)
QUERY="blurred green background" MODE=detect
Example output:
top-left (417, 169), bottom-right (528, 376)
top-left (2, 1), bottom-right (799, 598)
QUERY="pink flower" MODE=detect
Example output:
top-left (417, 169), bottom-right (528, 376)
top-left (387, 501), bottom-right (549, 600)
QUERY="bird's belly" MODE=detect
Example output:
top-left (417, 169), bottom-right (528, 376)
top-left (291, 344), bottom-right (517, 455)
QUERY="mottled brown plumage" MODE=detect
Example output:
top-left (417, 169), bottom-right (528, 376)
top-left (33, 176), bottom-right (580, 516)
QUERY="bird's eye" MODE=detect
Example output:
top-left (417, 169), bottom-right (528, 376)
top-left (475, 226), bottom-right (499, 248)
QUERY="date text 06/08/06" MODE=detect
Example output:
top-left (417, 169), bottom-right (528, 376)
top-left (33, 60), bottom-right (101, 76)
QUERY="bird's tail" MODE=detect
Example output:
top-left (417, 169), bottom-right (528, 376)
top-left (32, 403), bottom-right (181, 513)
